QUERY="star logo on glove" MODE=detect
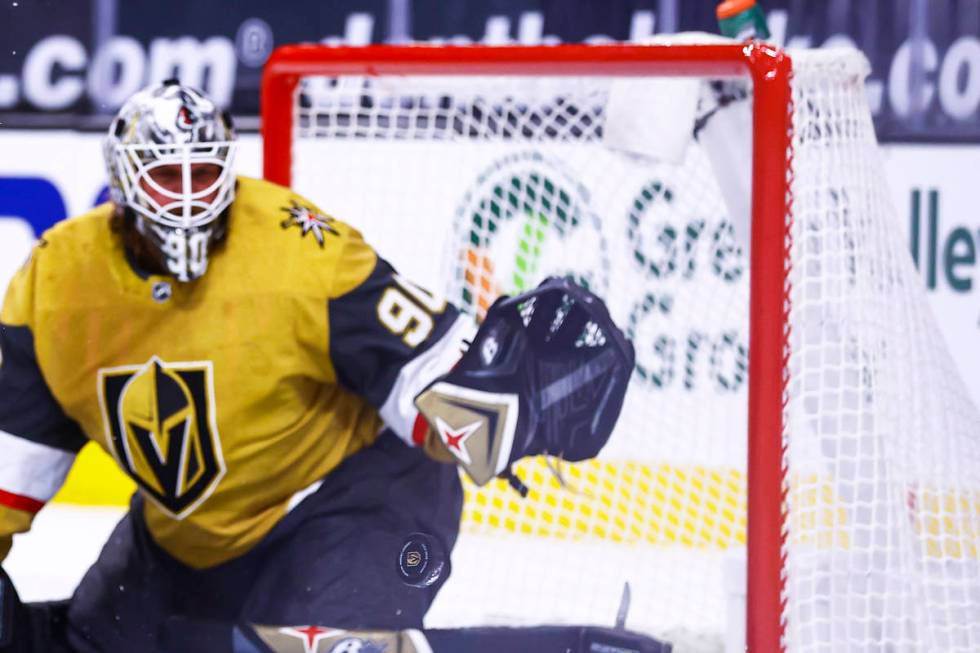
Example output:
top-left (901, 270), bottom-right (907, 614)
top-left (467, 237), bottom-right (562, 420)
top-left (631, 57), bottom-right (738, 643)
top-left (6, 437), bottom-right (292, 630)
top-left (280, 200), bottom-right (339, 248)
top-left (435, 416), bottom-right (482, 466)
top-left (280, 625), bottom-right (338, 653)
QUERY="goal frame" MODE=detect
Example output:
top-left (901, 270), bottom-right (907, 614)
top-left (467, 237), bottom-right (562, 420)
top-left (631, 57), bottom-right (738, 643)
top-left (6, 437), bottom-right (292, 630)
top-left (261, 43), bottom-right (794, 653)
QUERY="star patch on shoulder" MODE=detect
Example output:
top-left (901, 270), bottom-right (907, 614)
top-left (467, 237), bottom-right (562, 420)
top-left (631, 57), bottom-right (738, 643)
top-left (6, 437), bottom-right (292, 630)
top-left (280, 200), bottom-right (339, 247)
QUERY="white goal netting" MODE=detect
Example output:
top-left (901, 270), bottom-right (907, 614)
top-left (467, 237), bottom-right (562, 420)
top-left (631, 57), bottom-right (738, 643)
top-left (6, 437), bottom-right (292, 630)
top-left (276, 44), bottom-right (980, 652)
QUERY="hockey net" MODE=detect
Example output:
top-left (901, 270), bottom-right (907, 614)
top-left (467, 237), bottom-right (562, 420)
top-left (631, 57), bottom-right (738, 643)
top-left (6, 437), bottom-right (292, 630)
top-left (262, 42), bottom-right (980, 652)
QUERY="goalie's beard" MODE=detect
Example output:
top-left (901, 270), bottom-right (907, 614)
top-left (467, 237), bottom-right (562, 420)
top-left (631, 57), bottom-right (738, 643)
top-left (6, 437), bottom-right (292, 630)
top-left (110, 204), bottom-right (230, 280)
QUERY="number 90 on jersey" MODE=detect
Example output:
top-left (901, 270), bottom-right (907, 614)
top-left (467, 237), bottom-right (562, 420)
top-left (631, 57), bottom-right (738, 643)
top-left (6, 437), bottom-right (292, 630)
top-left (376, 274), bottom-right (447, 347)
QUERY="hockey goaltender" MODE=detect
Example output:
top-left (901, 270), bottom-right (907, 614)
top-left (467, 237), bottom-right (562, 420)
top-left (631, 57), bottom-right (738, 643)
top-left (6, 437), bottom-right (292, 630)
top-left (0, 81), bottom-right (670, 652)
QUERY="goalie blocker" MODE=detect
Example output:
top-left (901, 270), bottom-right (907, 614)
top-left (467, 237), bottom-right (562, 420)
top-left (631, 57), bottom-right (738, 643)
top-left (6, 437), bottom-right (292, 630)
top-left (415, 277), bottom-right (635, 489)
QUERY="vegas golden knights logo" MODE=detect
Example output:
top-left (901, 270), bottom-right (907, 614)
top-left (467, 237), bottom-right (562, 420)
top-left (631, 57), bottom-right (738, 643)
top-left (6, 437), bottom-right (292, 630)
top-left (98, 356), bottom-right (225, 519)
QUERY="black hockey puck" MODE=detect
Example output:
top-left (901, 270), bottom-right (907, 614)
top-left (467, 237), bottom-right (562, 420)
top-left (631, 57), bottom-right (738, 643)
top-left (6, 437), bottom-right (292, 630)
top-left (397, 532), bottom-right (447, 588)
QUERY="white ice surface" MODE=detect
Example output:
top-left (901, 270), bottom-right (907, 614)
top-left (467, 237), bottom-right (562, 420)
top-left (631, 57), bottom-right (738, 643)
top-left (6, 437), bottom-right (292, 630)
top-left (7, 506), bottom-right (728, 653)
top-left (5, 504), bottom-right (125, 602)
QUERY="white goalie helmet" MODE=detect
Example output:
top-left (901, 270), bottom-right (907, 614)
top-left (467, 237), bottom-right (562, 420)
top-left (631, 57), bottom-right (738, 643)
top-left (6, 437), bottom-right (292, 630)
top-left (104, 79), bottom-right (238, 282)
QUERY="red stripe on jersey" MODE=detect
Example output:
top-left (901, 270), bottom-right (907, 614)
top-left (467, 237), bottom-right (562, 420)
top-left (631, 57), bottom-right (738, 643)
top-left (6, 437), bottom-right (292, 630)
top-left (412, 412), bottom-right (430, 447)
top-left (0, 488), bottom-right (44, 514)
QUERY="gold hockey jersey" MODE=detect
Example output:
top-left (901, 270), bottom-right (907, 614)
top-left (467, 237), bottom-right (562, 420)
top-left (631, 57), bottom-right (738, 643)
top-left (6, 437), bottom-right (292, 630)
top-left (0, 177), bottom-right (471, 568)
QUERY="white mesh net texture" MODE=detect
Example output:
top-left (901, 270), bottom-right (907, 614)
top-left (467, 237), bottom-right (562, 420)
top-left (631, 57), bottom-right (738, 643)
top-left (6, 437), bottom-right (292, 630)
top-left (281, 45), bottom-right (980, 652)
top-left (783, 50), bottom-right (980, 653)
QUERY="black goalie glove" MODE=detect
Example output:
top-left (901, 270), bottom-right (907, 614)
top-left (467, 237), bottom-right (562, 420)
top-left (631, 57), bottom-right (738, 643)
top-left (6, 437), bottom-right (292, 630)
top-left (415, 277), bottom-right (635, 490)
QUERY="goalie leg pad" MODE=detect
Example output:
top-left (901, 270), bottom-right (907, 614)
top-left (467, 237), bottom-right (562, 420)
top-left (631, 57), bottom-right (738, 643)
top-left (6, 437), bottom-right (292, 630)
top-left (162, 619), bottom-right (673, 653)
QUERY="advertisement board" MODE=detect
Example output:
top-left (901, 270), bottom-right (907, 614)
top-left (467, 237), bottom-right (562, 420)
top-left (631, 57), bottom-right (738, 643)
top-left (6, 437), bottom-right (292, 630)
top-left (881, 146), bottom-right (980, 386)
top-left (1, 131), bottom-right (978, 412)
top-left (1, 0), bottom-right (979, 141)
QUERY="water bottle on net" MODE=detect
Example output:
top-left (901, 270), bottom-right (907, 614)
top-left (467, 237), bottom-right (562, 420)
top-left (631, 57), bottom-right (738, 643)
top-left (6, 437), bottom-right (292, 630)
top-left (717, 0), bottom-right (771, 40)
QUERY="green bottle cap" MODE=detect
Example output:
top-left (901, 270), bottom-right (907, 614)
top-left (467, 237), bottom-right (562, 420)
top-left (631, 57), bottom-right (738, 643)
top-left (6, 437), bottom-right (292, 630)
top-left (717, 0), bottom-right (771, 40)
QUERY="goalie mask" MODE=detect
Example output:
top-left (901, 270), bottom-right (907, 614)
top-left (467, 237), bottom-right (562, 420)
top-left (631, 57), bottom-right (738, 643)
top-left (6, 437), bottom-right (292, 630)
top-left (104, 80), bottom-right (237, 282)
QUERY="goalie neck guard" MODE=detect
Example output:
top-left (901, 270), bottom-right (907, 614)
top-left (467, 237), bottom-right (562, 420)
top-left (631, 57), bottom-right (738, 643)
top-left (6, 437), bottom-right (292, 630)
top-left (104, 80), bottom-right (238, 282)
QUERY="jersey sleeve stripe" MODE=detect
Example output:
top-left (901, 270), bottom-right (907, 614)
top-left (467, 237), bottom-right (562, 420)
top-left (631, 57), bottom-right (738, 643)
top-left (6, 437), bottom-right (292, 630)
top-left (0, 428), bottom-right (75, 503)
top-left (0, 488), bottom-right (44, 514)
top-left (411, 413), bottom-right (430, 447)
top-left (379, 315), bottom-right (477, 446)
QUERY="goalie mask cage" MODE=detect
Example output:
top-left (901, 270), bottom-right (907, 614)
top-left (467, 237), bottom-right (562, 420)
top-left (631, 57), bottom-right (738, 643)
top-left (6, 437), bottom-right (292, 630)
top-left (262, 43), bottom-right (980, 653)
